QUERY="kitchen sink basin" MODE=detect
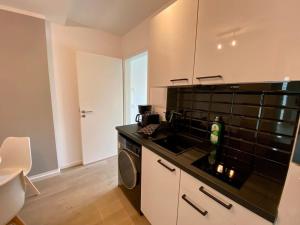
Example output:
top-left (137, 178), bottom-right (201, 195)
top-left (153, 134), bottom-right (199, 154)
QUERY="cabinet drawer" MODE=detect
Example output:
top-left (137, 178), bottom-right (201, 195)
top-left (180, 171), bottom-right (272, 225)
top-left (178, 184), bottom-right (231, 225)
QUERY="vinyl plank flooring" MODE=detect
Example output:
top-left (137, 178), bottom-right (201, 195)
top-left (20, 157), bottom-right (150, 225)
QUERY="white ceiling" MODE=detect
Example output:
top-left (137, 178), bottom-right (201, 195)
top-left (0, 0), bottom-right (173, 35)
top-left (0, 0), bottom-right (71, 24)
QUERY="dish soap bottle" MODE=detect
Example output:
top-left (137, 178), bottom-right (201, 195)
top-left (208, 116), bottom-right (223, 165)
top-left (210, 116), bottom-right (222, 145)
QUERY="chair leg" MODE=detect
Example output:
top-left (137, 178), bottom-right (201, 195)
top-left (24, 176), bottom-right (40, 196)
top-left (7, 216), bottom-right (26, 225)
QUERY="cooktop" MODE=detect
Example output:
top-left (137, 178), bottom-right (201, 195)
top-left (192, 155), bottom-right (252, 189)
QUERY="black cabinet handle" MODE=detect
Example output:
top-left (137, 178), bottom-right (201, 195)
top-left (196, 75), bottom-right (223, 80)
top-left (170, 78), bottom-right (189, 82)
top-left (199, 186), bottom-right (233, 210)
top-left (182, 194), bottom-right (208, 216)
top-left (157, 159), bottom-right (175, 172)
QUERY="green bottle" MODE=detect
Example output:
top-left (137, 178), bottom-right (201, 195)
top-left (210, 116), bottom-right (222, 145)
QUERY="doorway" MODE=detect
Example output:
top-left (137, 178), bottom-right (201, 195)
top-left (124, 52), bottom-right (148, 125)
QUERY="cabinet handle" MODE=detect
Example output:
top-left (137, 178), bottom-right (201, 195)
top-left (196, 75), bottom-right (223, 80)
top-left (170, 78), bottom-right (189, 82)
top-left (157, 159), bottom-right (175, 172)
top-left (199, 186), bottom-right (233, 210)
top-left (182, 194), bottom-right (208, 216)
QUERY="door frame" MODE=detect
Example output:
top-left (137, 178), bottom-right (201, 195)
top-left (123, 51), bottom-right (149, 125)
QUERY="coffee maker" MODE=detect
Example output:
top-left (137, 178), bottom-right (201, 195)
top-left (135, 105), bottom-right (160, 127)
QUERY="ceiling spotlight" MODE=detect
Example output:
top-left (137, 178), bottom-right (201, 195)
top-left (217, 44), bottom-right (223, 50)
top-left (231, 40), bottom-right (237, 47)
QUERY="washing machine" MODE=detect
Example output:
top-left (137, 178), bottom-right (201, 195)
top-left (118, 134), bottom-right (141, 212)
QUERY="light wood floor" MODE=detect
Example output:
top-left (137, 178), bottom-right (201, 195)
top-left (20, 157), bottom-right (150, 225)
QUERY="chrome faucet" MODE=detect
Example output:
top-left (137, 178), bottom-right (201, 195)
top-left (168, 110), bottom-right (183, 124)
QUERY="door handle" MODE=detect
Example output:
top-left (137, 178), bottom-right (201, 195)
top-left (81, 110), bottom-right (93, 114)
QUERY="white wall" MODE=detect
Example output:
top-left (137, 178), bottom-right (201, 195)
top-left (49, 23), bottom-right (122, 169)
top-left (120, 0), bottom-right (175, 58)
top-left (0, 10), bottom-right (58, 175)
top-left (121, 18), bottom-right (167, 120)
top-left (50, 10), bottom-right (164, 169)
top-left (122, 18), bottom-right (150, 59)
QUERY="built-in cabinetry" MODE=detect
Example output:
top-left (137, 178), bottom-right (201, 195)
top-left (148, 0), bottom-right (198, 87)
top-left (141, 147), bottom-right (180, 225)
top-left (141, 147), bottom-right (272, 225)
top-left (149, 0), bottom-right (300, 87)
top-left (178, 171), bottom-right (272, 225)
top-left (193, 0), bottom-right (298, 85)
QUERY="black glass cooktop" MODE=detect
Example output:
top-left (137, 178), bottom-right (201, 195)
top-left (192, 155), bottom-right (252, 189)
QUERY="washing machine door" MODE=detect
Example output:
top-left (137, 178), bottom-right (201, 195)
top-left (118, 150), bottom-right (137, 190)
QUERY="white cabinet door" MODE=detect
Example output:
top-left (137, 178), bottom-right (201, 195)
top-left (279, 1), bottom-right (300, 82)
top-left (141, 147), bottom-right (180, 225)
top-left (194, 0), bottom-right (298, 85)
top-left (178, 171), bottom-right (272, 225)
top-left (149, 0), bottom-right (198, 87)
top-left (277, 163), bottom-right (300, 225)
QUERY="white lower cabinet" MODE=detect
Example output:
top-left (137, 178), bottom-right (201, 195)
top-left (141, 147), bottom-right (272, 225)
top-left (141, 147), bottom-right (180, 225)
top-left (178, 171), bottom-right (272, 225)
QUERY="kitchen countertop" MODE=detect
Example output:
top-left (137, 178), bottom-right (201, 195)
top-left (116, 124), bottom-right (283, 223)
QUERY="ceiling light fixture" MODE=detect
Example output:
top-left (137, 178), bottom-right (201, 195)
top-left (231, 39), bottom-right (237, 47)
top-left (217, 43), bottom-right (223, 50)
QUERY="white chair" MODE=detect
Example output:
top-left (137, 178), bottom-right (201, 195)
top-left (0, 169), bottom-right (26, 225)
top-left (0, 137), bottom-right (40, 196)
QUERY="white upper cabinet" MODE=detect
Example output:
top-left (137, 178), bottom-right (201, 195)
top-left (194, 0), bottom-right (300, 85)
top-left (149, 0), bottom-right (198, 87)
top-left (279, 1), bottom-right (300, 81)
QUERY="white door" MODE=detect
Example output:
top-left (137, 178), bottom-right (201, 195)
top-left (76, 52), bottom-right (123, 165)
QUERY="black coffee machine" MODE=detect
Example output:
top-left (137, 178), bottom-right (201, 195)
top-left (135, 105), bottom-right (160, 127)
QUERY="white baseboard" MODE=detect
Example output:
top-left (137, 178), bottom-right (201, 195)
top-left (29, 168), bottom-right (61, 182)
top-left (60, 160), bottom-right (82, 170)
top-left (83, 154), bottom-right (117, 166)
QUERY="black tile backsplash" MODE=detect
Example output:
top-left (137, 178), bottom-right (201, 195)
top-left (292, 129), bottom-right (300, 164)
top-left (264, 94), bottom-right (300, 108)
top-left (231, 116), bottom-right (258, 130)
top-left (257, 133), bottom-right (294, 152)
top-left (232, 105), bottom-right (260, 118)
top-left (259, 120), bottom-right (295, 136)
top-left (262, 107), bottom-right (298, 122)
top-left (167, 82), bottom-right (300, 183)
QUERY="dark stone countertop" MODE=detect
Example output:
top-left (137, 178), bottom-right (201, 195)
top-left (116, 124), bottom-right (282, 223)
